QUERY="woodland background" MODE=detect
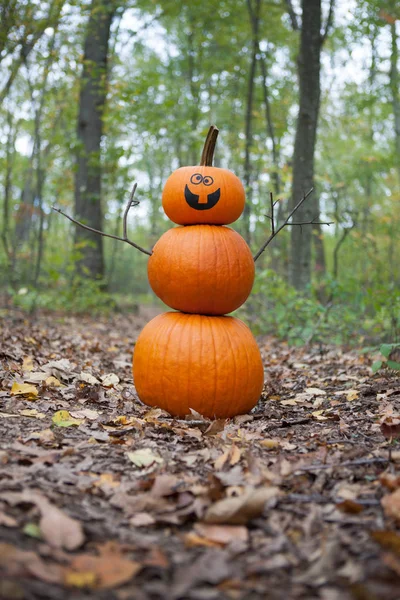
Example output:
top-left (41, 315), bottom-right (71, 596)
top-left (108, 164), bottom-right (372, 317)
top-left (0, 0), bottom-right (399, 346)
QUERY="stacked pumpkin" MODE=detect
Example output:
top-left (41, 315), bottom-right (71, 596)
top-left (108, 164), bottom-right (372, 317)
top-left (133, 127), bottom-right (264, 418)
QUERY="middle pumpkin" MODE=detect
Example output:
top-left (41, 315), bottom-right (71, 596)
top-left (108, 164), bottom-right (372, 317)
top-left (148, 224), bottom-right (255, 315)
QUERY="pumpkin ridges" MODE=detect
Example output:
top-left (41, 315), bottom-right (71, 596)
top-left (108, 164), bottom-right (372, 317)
top-left (148, 226), bottom-right (255, 316)
top-left (133, 313), bottom-right (264, 418)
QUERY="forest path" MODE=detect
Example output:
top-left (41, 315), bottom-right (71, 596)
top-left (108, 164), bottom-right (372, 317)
top-left (0, 310), bottom-right (399, 599)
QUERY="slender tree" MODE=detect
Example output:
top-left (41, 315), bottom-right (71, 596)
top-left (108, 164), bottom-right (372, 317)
top-left (288, 0), bottom-right (334, 290)
top-left (74, 0), bottom-right (119, 279)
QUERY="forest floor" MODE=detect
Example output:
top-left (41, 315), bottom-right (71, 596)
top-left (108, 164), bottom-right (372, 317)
top-left (1, 307), bottom-right (400, 600)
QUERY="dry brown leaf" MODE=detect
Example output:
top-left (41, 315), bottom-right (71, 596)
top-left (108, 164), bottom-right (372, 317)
top-left (0, 511), bottom-right (17, 527)
top-left (214, 445), bottom-right (242, 470)
top-left (381, 489), bottom-right (400, 523)
top-left (194, 523), bottom-right (248, 546)
top-left (204, 486), bottom-right (280, 525)
top-left (371, 530), bottom-right (400, 556)
top-left (379, 472), bottom-right (400, 491)
top-left (205, 419), bottom-right (226, 436)
top-left (336, 499), bottom-right (364, 514)
top-left (64, 542), bottom-right (140, 589)
top-left (151, 474), bottom-right (179, 497)
top-left (0, 542), bottom-right (63, 584)
top-left (382, 552), bottom-right (400, 576)
top-left (39, 503), bottom-right (85, 551)
top-left (130, 512), bottom-right (156, 527)
top-left (0, 490), bottom-right (85, 550)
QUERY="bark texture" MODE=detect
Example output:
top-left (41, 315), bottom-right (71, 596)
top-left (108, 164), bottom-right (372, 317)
top-left (289, 0), bottom-right (322, 290)
top-left (74, 0), bottom-right (116, 278)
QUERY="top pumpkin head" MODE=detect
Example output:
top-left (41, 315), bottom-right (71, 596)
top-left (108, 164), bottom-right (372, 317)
top-left (162, 126), bottom-right (245, 225)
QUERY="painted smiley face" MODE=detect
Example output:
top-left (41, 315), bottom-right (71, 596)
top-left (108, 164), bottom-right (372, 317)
top-left (184, 173), bottom-right (221, 211)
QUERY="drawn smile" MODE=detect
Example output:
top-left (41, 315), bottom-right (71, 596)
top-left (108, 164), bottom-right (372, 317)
top-left (184, 185), bottom-right (221, 211)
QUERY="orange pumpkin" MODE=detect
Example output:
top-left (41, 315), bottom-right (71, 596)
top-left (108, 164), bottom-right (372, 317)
top-left (162, 126), bottom-right (245, 225)
top-left (148, 225), bottom-right (254, 315)
top-left (133, 312), bottom-right (264, 418)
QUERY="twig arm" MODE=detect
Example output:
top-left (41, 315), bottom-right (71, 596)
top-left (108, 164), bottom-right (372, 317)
top-left (253, 188), bottom-right (333, 262)
top-left (52, 184), bottom-right (152, 257)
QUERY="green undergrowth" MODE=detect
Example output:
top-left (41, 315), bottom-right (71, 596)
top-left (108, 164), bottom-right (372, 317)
top-left (4, 269), bottom-right (399, 352)
top-left (3, 280), bottom-right (157, 316)
top-left (240, 269), bottom-right (400, 347)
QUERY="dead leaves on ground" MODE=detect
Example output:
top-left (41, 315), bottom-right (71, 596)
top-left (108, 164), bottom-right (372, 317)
top-left (2, 313), bottom-right (400, 598)
top-left (0, 541), bottom-right (141, 590)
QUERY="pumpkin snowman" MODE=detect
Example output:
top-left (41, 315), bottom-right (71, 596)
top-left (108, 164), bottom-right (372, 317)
top-left (133, 126), bottom-right (264, 418)
top-left (55, 125), bottom-right (319, 418)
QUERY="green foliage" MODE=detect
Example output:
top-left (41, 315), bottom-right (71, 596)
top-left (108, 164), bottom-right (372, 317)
top-left (371, 344), bottom-right (400, 373)
top-left (8, 278), bottom-right (116, 315)
top-left (246, 269), bottom-right (400, 346)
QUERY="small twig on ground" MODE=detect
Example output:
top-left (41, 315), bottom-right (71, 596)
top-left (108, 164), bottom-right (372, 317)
top-left (253, 188), bottom-right (333, 261)
top-left (296, 456), bottom-right (388, 473)
top-left (52, 183), bottom-right (152, 257)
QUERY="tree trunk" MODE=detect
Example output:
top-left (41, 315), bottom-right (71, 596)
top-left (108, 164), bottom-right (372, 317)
top-left (389, 19), bottom-right (400, 185)
top-left (74, 0), bottom-right (117, 279)
top-left (288, 0), bottom-right (322, 290)
top-left (243, 0), bottom-right (261, 245)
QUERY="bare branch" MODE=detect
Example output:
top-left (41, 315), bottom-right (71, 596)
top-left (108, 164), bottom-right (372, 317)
top-left (321, 0), bottom-right (335, 45)
top-left (52, 184), bottom-right (152, 257)
top-left (269, 191), bottom-right (275, 235)
top-left (284, 0), bottom-right (299, 31)
top-left (253, 188), bottom-right (333, 262)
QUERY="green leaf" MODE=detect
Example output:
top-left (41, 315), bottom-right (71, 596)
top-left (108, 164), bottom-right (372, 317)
top-left (380, 344), bottom-right (397, 359)
top-left (52, 410), bottom-right (84, 427)
top-left (23, 522), bottom-right (42, 539)
top-left (387, 360), bottom-right (400, 372)
top-left (371, 360), bottom-right (383, 373)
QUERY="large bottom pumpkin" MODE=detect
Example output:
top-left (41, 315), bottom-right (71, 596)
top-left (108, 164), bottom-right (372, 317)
top-left (133, 312), bottom-right (264, 419)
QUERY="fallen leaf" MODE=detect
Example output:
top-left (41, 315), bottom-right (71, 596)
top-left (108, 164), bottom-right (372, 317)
top-left (346, 389), bottom-right (359, 402)
top-left (0, 490), bottom-right (85, 550)
top-left (204, 486), bottom-right (280, 525)
top-left (193, 523), bottom-right (248, 546)
top-left (70, 409), bottom-right (99, 421)
top-left (23, 523), bottom-right (42, 538)
top-left (25, 428), bottom-right (55, 443)
top-left (205, 419), bottom-right (226, 436)
top-left (0, 412), bottom-right (19, 419)
top-left (259, 439), bottom-right (280, 449)
top-left (45, 376), bottom-right (63, 387)
top-left (336, 499), bottom-right (364, 514)
top-left (151, 474), bottom-right (179, 497)
top-left (64, 542), bottom-right (140, 589)
top-left (52, 410), bottom-right (84, 427)
top-left (126, 448), bottom-right (163, 468)
top-left (305, 387), bottom-right (327, 396)
top-left (19, 409), bottom-right (46, 419)
top-left (379, 472), bottom-right (400, 491)
top-left (79, 372), bottom-right (100, 385)
top-left (39, 503), bottom-right (85, 551)
top-left (0, 542), bottom-right (64, 584)
top-left (10, 382), bottom-right (38, 400)
top-left (0, 511), bottom-right (17, 527)
top-left (22, 356), bottom-right (34, 372)
top-left (214, 446), bottom-right (242, 470)
top-left (371, 530), bottom-right (400, 556)
top-left (130, 513), bottom-right (156, 527)
top-left (101, 373), bottom-right (119, 387)
top-left (381, 489), bottom-right (400, 522)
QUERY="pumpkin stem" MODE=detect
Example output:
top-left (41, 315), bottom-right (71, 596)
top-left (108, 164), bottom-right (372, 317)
top-left (200, 125), bottom-right (219, 166)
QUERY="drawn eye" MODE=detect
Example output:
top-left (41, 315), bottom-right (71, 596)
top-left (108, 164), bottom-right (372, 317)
top-left (203, 176), bottom-right (214, 187)
top-left (190, 173), bottom-right (203, 185)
